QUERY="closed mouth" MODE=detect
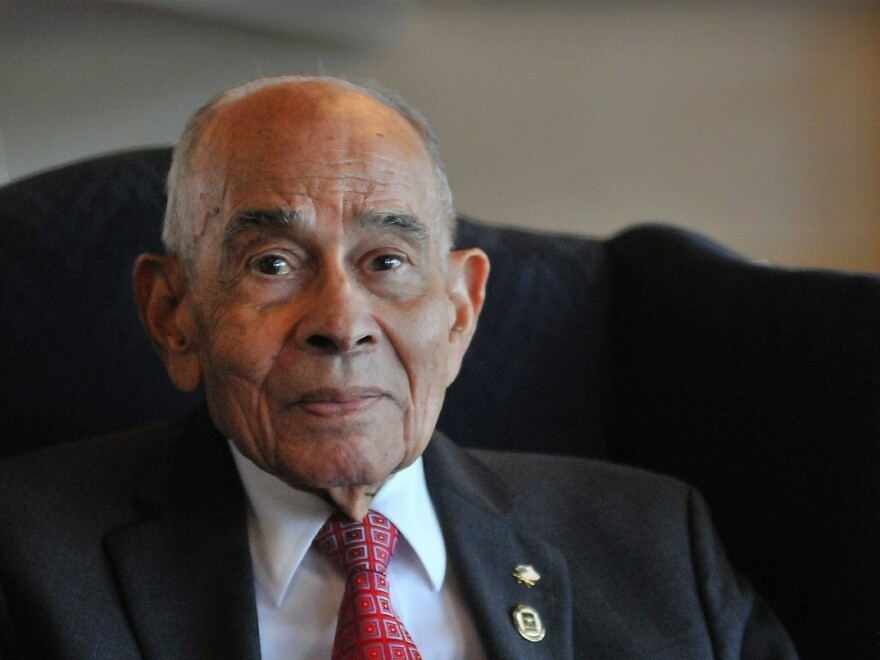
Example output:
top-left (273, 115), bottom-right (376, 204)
top-left (293, 387), bottom-right (388, 416)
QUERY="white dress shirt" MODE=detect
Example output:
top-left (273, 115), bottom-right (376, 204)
top-left (229, 442), bottom-right (486, 660)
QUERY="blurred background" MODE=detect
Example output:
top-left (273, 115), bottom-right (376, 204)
top-left (1, 0), bottom-right (878, 271)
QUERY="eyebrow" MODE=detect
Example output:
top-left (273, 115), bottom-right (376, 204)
top-left (221, 207), bottom-right (430, 251)
top-left (221, 208), bottom-right (302, 248)
top-left (360, 210), bottom-right (429, 244)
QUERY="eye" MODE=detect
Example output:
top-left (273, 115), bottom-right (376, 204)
top-left (252, 254), bottom-right (292, 276)
top-left (370, 254), bottom-right (405, 271)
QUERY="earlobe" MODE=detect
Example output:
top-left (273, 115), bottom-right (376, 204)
top-left (444, 248), bottom-right (490, 384)
top-left (132, 254), bottom-right (202, 392)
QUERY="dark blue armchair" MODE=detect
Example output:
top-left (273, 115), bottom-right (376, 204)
top-left (1, 148), bottom-right (878, 657)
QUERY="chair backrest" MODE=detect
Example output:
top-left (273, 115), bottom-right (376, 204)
top-left (603, 227), bottom-right (880, 659)
top-left (2, 148), bottom-right (878, 658)
top-left (0, 148), bottom-right (200, 458)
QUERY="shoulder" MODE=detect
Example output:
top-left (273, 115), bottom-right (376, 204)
top-left (0, 422), bottom-right (193, 658)
top-left (0, 421), bottom-right (178, 534)
top-left (467, 446), bottom-right (693, 512)
top-left (0, 421), bottom-right (181, 619)
top-left (0, 421), bottom-right (176, 486)
top-left (459, 446), bottom-right (707, 560)
top-left (425, 433), bottom-right (699, 536)
top-left (455, 448), bottom-right (797, 656)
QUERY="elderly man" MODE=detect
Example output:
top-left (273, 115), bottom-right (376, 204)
top-left (0, 76), bottom-right (796, 659)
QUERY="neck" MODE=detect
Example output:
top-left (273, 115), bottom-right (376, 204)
top-left (325, 483), bottom-right (382, 520)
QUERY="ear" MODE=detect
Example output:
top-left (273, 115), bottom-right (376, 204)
top-left (133, 253), bottom-right (202, 392)
top-left (444, 248), bottom-right (490, 385)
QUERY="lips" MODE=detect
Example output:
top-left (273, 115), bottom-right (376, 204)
top-left (293, 387), bottom-right (387, 417)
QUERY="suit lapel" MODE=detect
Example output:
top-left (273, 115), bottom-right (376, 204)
top-left (424, 434), bottom-right (575, 659)
top-left (104, 407), bottom-right (261, 660)
top-left (100, 414), bottom-right (633, 658)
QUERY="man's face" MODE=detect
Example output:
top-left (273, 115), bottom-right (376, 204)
top-left (172, 84), bottom-right (475, 493)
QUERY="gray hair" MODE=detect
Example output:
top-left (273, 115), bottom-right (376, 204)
top-left (162, 75), bottom-right (456, 274)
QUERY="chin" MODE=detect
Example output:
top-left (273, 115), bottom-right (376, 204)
top-left (274, 442), bottom-right (406, 491)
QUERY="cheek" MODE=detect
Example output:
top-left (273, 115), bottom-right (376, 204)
top-left (195, 306), bottom-right (295, 471)
top-left (401, 304), bottom-right (450, 375)
top-left (392, 304), bottom-right (452, 436)
top-left (196, 305), bottom-right (285, 406)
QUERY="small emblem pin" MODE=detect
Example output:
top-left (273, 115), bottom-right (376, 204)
top-left (512, 564), bottom-right (541, 587)
top-left (511, 603), bottom-right (546, 642)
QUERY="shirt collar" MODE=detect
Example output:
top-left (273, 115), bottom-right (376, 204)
top-left (228, 441), bottom-right (447, 607)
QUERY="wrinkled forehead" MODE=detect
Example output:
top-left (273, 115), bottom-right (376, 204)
top-left (189, 83), bottom-right (436, 220)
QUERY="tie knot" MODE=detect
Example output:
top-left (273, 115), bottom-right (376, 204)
top-left (313, 510), bottom-right (399, 577)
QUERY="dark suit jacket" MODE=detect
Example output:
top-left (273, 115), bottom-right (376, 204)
top-left (0, 407), bottom-right (797, 659)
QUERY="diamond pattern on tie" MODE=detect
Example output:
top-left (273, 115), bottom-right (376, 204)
top-left (313, 511), bottom-right (422, 660)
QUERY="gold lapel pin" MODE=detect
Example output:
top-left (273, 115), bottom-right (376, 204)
top-left (512, 564), bottom-right (541, 587)
top-left (511, 603), bottom-right (546, 642)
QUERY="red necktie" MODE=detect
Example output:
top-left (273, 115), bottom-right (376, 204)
top-left (313, 511), bottom-right (422, 660)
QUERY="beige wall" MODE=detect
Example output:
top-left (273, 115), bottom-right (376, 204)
top-left (2, 2), bottom-right (878, 271)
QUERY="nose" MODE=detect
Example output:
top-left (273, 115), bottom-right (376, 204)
top-left (294, 265), bottom-right (379, 355)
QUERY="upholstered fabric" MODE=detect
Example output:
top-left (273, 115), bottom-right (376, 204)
top-left (1, 147), bottom-right (878, 657)
top-left (0, 149), bottom-right (198, 456)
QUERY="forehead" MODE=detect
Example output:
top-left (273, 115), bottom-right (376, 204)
top-left (193, 83), bottom-right (436, 222)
